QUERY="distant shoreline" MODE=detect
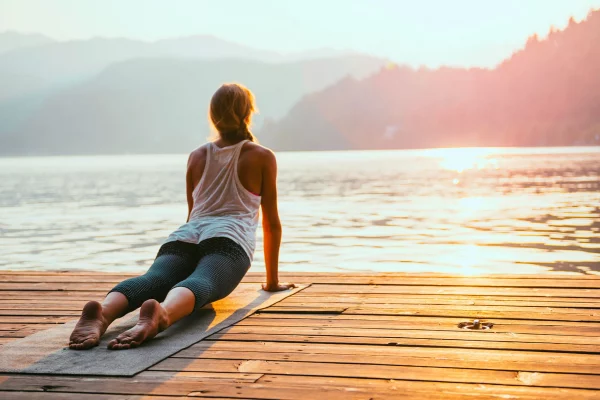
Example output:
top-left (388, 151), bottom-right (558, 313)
top-left (1, 144), bottom-right (599, 158)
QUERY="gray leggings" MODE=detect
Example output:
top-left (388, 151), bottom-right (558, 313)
top-left (109, 237), bottom-right (250, 312)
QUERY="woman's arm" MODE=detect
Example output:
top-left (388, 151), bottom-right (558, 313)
top-left (260, 150), bottom-right (295, 292)
top-left (185, 153), bottom-right (195, 223)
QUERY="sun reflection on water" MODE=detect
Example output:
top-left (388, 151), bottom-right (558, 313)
top-left (1, 147), bottom-right (599, 275)
top-left (431, 147), bottom-right (498, 172)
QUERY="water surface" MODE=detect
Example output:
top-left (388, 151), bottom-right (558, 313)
top-left (1, 147), bottom-right (599, 275)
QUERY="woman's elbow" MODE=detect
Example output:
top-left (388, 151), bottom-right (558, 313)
top-left (263, 221), bottom-right (282, 233)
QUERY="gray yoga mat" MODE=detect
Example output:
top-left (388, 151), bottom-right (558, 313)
top-left (0, 283), bottom-right (305, 376)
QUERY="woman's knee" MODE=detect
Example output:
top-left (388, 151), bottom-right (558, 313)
top-left (173, 278), bottom-right (214, 309)
top-left (110, 273), bottom-right (173, 308)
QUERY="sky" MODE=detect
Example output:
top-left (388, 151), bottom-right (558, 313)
top-left (1, 0), bottom-right (599, 67)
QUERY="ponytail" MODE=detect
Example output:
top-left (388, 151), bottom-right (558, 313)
top-left (220, 128), bottom-right (256, 143)
top-left (239, 121), bottom-right (256, 142)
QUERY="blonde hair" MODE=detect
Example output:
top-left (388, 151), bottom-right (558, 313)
top-left (209, 83), bottom-right (257, 142)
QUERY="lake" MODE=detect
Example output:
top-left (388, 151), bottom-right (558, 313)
top-left (1, 147), bottom-right (599, 275)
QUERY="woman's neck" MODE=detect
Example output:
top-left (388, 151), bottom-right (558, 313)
top-left (213, 137), bottom-right (244, 148)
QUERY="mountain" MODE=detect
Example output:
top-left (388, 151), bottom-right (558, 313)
top-left (0, 31), bottom-right (54, 54)
top-left (0, 38), bottom-right (156, 104)
top-left (261, 10), bottom-right (600, 150)
top-left (0, 34), bottom-right (374, 102)
top-left (0, 35), bottom-right (284, 90)
top-left (0, 31), bottom-right (386, 155)
top-left (0, 55), bottom-right (385, 155)
top-left (6, 9), bottom-right (598, 156)
top-left (153, 35), bottom-right (283, 61)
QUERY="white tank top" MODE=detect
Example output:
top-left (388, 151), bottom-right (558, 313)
top-left (165, 140), bottom-right (261, 261)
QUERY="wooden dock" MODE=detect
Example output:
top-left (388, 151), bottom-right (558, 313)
top-left (1, 271), bottom-right (599, 399)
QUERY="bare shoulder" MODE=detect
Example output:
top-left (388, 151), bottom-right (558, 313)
top-left (241, 141), bottom-right (277, 166)
top-left (187, 144), bottom-right (209, 168)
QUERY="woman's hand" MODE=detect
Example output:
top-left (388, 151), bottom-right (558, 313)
top-left (262, 282), bottom-right (296, 292)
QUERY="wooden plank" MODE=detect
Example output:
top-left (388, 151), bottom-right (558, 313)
top-left (0, 310), bottom-right (80, 316)
top-left (1, 270), bottom-right (599, 398)
top-left (173, 347), bottom-right (600, 374)
top-left (0, 291), bottom-right (106, 297)
top-left (257, 375), bottom-right (600, 400)
top-left (303, 284), bottom-right (600, 298)
top-left (0, 274), bottom-right (135, 283)
top-left (2, 374), bottom-right (599, 400)
top-left (260, 307), bottom-right (347, 314)
top-left (226, 318), bottom-right (600, 346)
top-left (136, 370), bottom-right (262, 382)
top-left (209, 332), bottom-right (600, 353)
top-left (0, 316), bottom-right (72, 324)
top-left (342, 306), bottom-right (600, 322)
top-left (264, 272), bottom-right (600, 281)
top-left (0, 393), bottom-right (192, 400)
top-left (342, 303), bottom-right (600, 314)
top-left (0, 271), bottom-right (133, 275)
top-left (274, 302), bottom-right (600, 313)
top-left (0, 329), bottom-right (43, 338)
top-left (184, 340), bottom-right (600, 373)
top-left (260, 305), bottom-right (600, 322)
top-left (0, 323), bottom-right (56, 331)
top-left (280, 295), bottom-right (600, 308)
top-left (290, 292), bottom-right (600, 300)
top-left (0, 374), bottom-right (443, 400)
top-left (256, 277), bottom-right (600, 288)
top-left (238, 315), bottom-right (600, 336)
top-left (250, 312), bottom-right (600, 327)
top-left (0, 327), bottom-right (49, 334)
top-left (0, 294), bottom-right (104, 302)
top-left (0, 300), bottom-right (89, 305)
top-left (0, 305), bottom-right (86, 311)
top-left (254, 276), bottom-right (600, 286)
top-left (0, 283), bottom-right (114, 291)
top-left (218, 324), bottom-right (600, 346)
top-left (150, 358), bottom-right (600, 390)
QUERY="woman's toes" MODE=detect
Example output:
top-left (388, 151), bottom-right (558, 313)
top-left (115, 342), bottom-right (129, 350)
top-left (82, 338), bottom-right (97, 349)
top-left (108, 333), bottom-right (134, 350)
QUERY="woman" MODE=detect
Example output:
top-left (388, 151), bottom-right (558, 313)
top-left (69, 83), bottom-right (295, 350)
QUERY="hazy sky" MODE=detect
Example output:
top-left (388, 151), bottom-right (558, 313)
top-left (1, 0), bottom-right (599, 67)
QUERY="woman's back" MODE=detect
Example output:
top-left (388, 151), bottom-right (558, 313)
top-left (187, 139), bottom-right (268, 209)
top-left (167, 138), bottom-right (274, 262)
top-left (188, 140), bottom-right (261, 221)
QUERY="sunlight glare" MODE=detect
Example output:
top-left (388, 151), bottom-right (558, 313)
top-left (434, 148), bottom-right (496, 172)
top-left (456, 245), bottom-right (489, 276)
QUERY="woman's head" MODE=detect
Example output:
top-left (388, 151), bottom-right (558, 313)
top-left (209, 83), bottom-right (257, 143)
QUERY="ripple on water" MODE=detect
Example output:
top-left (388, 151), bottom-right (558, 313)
top-left (0, 147), bottom-right (599, 274)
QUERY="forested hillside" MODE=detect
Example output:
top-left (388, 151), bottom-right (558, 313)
top-left (261, 10), bottom-right (600, 150)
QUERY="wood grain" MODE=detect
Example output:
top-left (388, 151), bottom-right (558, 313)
top-left (0, 270), bottom-right (599, 399)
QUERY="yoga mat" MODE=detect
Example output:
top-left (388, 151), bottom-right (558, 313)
top-left (0, 283), bottom-right (306, 376)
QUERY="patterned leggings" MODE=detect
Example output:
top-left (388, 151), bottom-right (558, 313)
top-left (109, 237), bottom-right (250, 312)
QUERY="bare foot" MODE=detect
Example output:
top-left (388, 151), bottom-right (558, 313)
top-left (107, 299), bottom-right (169, 350)
top-left (69, 301), bottom-right (109, 350)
